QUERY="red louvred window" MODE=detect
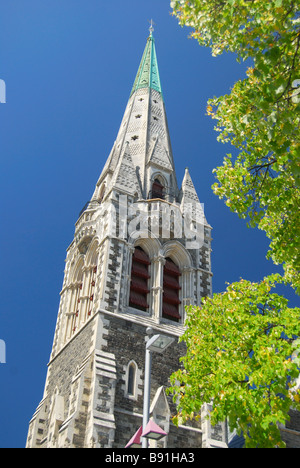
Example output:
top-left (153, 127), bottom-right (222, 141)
top-left (162, 258), bottom-right (181, 322)
top-left (129, 247), bottom-right (150, 312)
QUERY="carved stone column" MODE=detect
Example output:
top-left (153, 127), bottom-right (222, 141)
top-left (151, 254), bottom-right (165, 322)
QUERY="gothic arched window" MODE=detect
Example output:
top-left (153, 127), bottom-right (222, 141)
top-left (66, 258), bottom-right (84, 341)
top-left (129, 246), bottom-right (150, 312)
top-left (84, 241), bottom-right (99, 322)
top-left (152, 178), bottom-right (165, 200)
top-left (127, 362), bottom-right (137, 396)
top-left (162, 257), bottom-right (181, 322)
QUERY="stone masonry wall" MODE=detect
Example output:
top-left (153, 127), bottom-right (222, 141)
top-left (40, 317), bottom-right (96, 446)
top-left (45, 318), bottom-right (95, 402)
top-left (99, 312), bottom-right (202, 448)
top-left (281, 409), bottom-right (300, 448)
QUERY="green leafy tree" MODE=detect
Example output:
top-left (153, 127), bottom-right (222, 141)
top-left (169, 0), bottom-right (300, 447)
top-left (171, 0), bottom-right (300, 291)
top-left (169, 276), bottom-right (300, 448)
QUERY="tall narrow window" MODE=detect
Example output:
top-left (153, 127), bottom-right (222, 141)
top-left (127, 362), bottom-right (136, 396)
top-left (152, 178), bottom-right (164, 200)
top-left (129, 247), bottom-right (150, 312)
top-left (65, 259), bottom-right (84, 342)
top-left (162, 258), bottom-right (181, 322)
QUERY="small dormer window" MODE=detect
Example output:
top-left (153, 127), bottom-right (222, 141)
top-left (152, 179), bottom-right (165, 200)
top-left (98, 184), bottom-right (106, 203)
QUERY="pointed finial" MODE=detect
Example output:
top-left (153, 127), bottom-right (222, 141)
top-left (149, 19), bottom-right (155, 36)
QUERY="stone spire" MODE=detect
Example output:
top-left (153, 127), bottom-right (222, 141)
top-left (25, 28), bottom-right (225, 450)
top-left (180, 167), bottom-right (207, 224)
top-left (94, 30), bottom-right (179, 203)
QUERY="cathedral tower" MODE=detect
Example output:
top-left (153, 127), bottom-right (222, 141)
top-left (26, 29), bottom-right (227, 449)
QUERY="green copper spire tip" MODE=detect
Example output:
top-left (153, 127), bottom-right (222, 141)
top-left (130, 27), bottom-right (163, 99)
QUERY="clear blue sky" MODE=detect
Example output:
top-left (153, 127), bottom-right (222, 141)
top-left (0, 0), bottom-right (297, 448)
